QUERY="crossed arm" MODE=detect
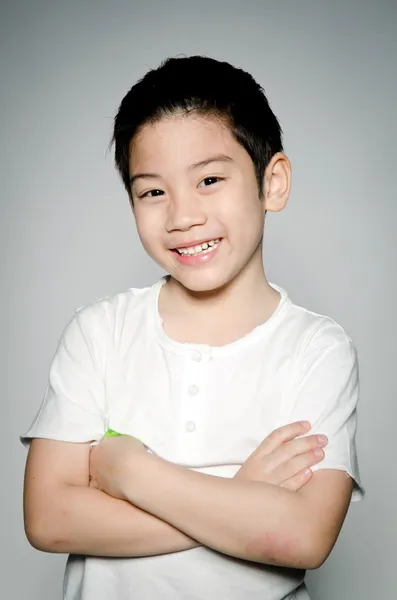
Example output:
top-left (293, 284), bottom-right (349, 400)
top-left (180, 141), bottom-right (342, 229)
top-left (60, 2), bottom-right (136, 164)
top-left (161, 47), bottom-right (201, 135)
top-left (23, 423), bottom-right (353, 569)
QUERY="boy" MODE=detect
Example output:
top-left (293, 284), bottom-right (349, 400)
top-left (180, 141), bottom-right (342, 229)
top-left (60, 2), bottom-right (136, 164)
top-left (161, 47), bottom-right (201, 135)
top-left (22, 56), bottom-right (363, 600)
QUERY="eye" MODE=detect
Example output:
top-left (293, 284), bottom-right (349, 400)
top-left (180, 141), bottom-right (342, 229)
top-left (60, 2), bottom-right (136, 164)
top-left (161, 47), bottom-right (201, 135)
top-left (198, 176), bottom-right (224, 188)
top-left (138, 189), bottom-right (165, 199)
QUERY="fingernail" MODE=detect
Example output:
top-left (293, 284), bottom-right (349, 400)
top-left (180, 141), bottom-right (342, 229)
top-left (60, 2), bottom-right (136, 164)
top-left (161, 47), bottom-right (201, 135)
top-left (301, 421), bottom-right (311, 430)
top-left (314, 448), bottom-right (324, 456)
top-left (317, 435), bottom-right (328, 445)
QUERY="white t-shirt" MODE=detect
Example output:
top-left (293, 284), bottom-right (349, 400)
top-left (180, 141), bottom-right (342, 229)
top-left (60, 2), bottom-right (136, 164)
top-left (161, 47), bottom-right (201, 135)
top-left (22, 277), bottom-right (364, 600)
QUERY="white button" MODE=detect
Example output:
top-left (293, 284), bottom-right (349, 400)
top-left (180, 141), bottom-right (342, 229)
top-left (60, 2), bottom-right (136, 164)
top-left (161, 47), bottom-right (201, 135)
top-left (188, 384), bottom-right (199, 396)
top-left (191, 351), bottom-right (202, 362)
top-left (185, 421), bottom-right (196, 432)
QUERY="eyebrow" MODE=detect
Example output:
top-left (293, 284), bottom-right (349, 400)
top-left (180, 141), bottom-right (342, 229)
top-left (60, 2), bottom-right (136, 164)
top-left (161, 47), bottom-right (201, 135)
top-left (129, 154), bottom-right (234, 186)
top-left (188, 154), bottom-right (234, 171)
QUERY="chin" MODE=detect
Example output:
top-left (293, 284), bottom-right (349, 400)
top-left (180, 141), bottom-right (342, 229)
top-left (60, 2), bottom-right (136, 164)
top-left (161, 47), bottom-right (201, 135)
top-left (172, 269), bottom-right (234, 295)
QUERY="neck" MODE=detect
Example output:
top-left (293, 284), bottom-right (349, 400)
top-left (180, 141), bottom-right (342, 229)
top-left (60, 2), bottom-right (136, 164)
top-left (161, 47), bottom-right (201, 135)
top-left (159, 254), bottom-right (281, 346)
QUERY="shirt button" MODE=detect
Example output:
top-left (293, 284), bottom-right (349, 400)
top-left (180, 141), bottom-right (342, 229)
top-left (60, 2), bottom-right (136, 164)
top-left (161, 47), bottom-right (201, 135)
top-left (185, 421), bottom-right (196, 433)
top-left (188, 384), bottom-right (199, 396)
top-left (191, 351), bottom-right (202, 362)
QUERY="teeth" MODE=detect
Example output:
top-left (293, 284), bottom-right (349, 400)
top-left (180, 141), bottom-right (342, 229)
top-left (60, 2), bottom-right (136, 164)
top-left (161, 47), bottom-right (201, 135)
top-left (176, 238), bottom-right (220, 256)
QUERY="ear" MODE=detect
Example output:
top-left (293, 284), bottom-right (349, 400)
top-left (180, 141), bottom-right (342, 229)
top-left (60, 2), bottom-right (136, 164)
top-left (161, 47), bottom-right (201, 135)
top-left (262, 152), bottom-right (291, 213)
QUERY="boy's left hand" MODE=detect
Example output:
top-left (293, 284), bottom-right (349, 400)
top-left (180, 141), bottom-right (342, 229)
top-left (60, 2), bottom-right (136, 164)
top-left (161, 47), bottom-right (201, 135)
top-left (89, 435), bottom-right (145, 500)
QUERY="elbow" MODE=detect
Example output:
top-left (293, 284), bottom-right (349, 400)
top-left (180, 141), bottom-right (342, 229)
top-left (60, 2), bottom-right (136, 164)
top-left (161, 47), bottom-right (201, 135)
top-left (24, 513), bottom-right (66, 554)
top-left (243, 527), bottom-right (334, 570)
top-left (301, 549), bottom-right (331, 571)
top-left (25, 526), bottom-right (68, 554)
top-left (243, 530), bottom-right (310, 569)
top-left (25, 521), bottom-right (53, 552)
top-left (302, 535), bottom-right (336, 570)
top-left (293, 526), bottom-right (337, 570)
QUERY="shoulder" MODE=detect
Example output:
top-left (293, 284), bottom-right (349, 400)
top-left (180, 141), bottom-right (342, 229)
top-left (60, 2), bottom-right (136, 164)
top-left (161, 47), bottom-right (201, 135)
top-left (276, 288), bottom-right (356, 362)
top-left (75, 283), bottom-right (153, 320)
top-left (64, 281), bottom-right (158, 344)
top-left (283, 298), bottom-right (357, 369)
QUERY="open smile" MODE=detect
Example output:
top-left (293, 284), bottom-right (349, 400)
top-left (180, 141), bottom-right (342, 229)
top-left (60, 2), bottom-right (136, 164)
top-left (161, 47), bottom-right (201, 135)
top-left (174, 238), bottom-right (222, 256)
top-left (171, 238), bottom-right (223, 265)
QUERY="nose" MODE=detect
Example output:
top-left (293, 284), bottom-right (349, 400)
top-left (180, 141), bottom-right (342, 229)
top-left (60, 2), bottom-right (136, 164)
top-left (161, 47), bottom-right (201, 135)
top-left (165, 191), bottom-right (207, 233)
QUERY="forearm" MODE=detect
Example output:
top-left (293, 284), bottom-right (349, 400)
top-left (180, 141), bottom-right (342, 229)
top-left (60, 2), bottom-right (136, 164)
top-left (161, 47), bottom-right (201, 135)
top-left (25, 484), bottom-right (199, 557)
top-left (124, 453), bottom-right (313, 568)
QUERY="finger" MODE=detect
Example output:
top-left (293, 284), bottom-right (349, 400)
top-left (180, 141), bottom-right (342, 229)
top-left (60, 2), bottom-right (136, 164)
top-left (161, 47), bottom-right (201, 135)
top-left (270, 433), bottom-right (328, 469)
top-left (280, 468), bottom-right (313, 492)
top-left (277, 447), bottom-right (325, 483)
top-left (254, 421), bottom-right (312, 456)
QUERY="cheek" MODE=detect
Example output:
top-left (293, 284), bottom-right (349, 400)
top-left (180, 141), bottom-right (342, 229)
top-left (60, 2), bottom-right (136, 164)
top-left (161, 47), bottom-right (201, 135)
top-left (223, 180), bottom-right (262, 217)
top-left (135, 212), bottom-right (164, 249)
top-left (219, 191), bottom-right (264, 240)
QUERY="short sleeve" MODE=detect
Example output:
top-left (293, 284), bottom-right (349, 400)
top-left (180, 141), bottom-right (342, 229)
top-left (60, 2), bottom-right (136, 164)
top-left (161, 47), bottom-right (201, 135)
top-left (288, 320), bottom-right (364, 501)
top-left (21, 305), bottom-right (108, 446)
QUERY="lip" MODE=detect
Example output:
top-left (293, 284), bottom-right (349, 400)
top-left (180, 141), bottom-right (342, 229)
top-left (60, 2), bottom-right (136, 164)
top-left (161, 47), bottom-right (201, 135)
top-left (172, 239), bottom-right (223, 266)
top-left (171, 237), bottom-right (222, 250)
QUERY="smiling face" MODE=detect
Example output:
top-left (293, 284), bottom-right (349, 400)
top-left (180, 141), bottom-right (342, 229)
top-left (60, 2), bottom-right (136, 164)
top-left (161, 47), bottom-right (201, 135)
top-left (129, 113), bottom-right (289, 294)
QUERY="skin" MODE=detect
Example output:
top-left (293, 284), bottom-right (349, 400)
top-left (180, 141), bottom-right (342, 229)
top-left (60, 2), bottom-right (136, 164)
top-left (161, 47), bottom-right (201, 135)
top-left (87, 113), bottom-right (352, 567)
top-left (24, 423), bottom-right (329, 558)
top-left (89, 434), bottom-right (351, 568)
top-left (24, 112), bottom-right (353, 568)
top-left (129, 113), bottom-right (290, 345)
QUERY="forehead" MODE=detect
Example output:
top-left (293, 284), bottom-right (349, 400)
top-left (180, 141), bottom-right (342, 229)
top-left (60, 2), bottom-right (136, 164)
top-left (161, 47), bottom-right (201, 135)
top-left (129, 114), bottom-right (242, 171)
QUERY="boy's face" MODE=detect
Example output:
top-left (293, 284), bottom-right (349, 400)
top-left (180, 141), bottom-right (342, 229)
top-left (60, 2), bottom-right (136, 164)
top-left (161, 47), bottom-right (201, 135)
top-left (129, 113), bottom-right (280, 293)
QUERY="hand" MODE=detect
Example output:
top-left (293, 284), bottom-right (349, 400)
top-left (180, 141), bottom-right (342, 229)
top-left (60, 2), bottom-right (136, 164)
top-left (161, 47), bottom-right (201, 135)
top-left (235, 421), bottom-right (327, 491)
top-left (89, 435), bottom-right (145, 500)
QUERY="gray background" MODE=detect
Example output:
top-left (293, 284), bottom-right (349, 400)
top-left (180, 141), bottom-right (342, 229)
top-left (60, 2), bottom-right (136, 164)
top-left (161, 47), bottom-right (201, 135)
top-left (1, 0), bottom-right (396, 598)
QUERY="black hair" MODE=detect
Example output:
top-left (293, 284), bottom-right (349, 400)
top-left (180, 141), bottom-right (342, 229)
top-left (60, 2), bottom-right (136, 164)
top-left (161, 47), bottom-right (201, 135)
top-left (113, 55), bottom-right (283, 199)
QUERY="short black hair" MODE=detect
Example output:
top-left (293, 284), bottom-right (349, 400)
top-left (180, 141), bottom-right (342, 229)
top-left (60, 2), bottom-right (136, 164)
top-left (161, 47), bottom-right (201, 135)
top-left (113, 55), bottom-right (283, 199)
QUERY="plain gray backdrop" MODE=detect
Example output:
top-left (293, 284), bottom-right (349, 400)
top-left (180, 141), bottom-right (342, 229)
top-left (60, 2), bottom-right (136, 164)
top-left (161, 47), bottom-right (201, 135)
top-left (2, 0), bottom-right (396, 598)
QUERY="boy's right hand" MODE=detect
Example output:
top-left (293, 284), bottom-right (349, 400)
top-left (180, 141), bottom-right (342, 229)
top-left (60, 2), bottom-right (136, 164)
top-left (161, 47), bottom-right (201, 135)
top-left (235, 421), bottom-right (327, 491)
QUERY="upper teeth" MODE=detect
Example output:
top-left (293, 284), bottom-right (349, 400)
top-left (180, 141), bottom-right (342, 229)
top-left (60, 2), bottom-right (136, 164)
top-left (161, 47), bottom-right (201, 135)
top-left (177, 239), bottom-right (221, 256)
